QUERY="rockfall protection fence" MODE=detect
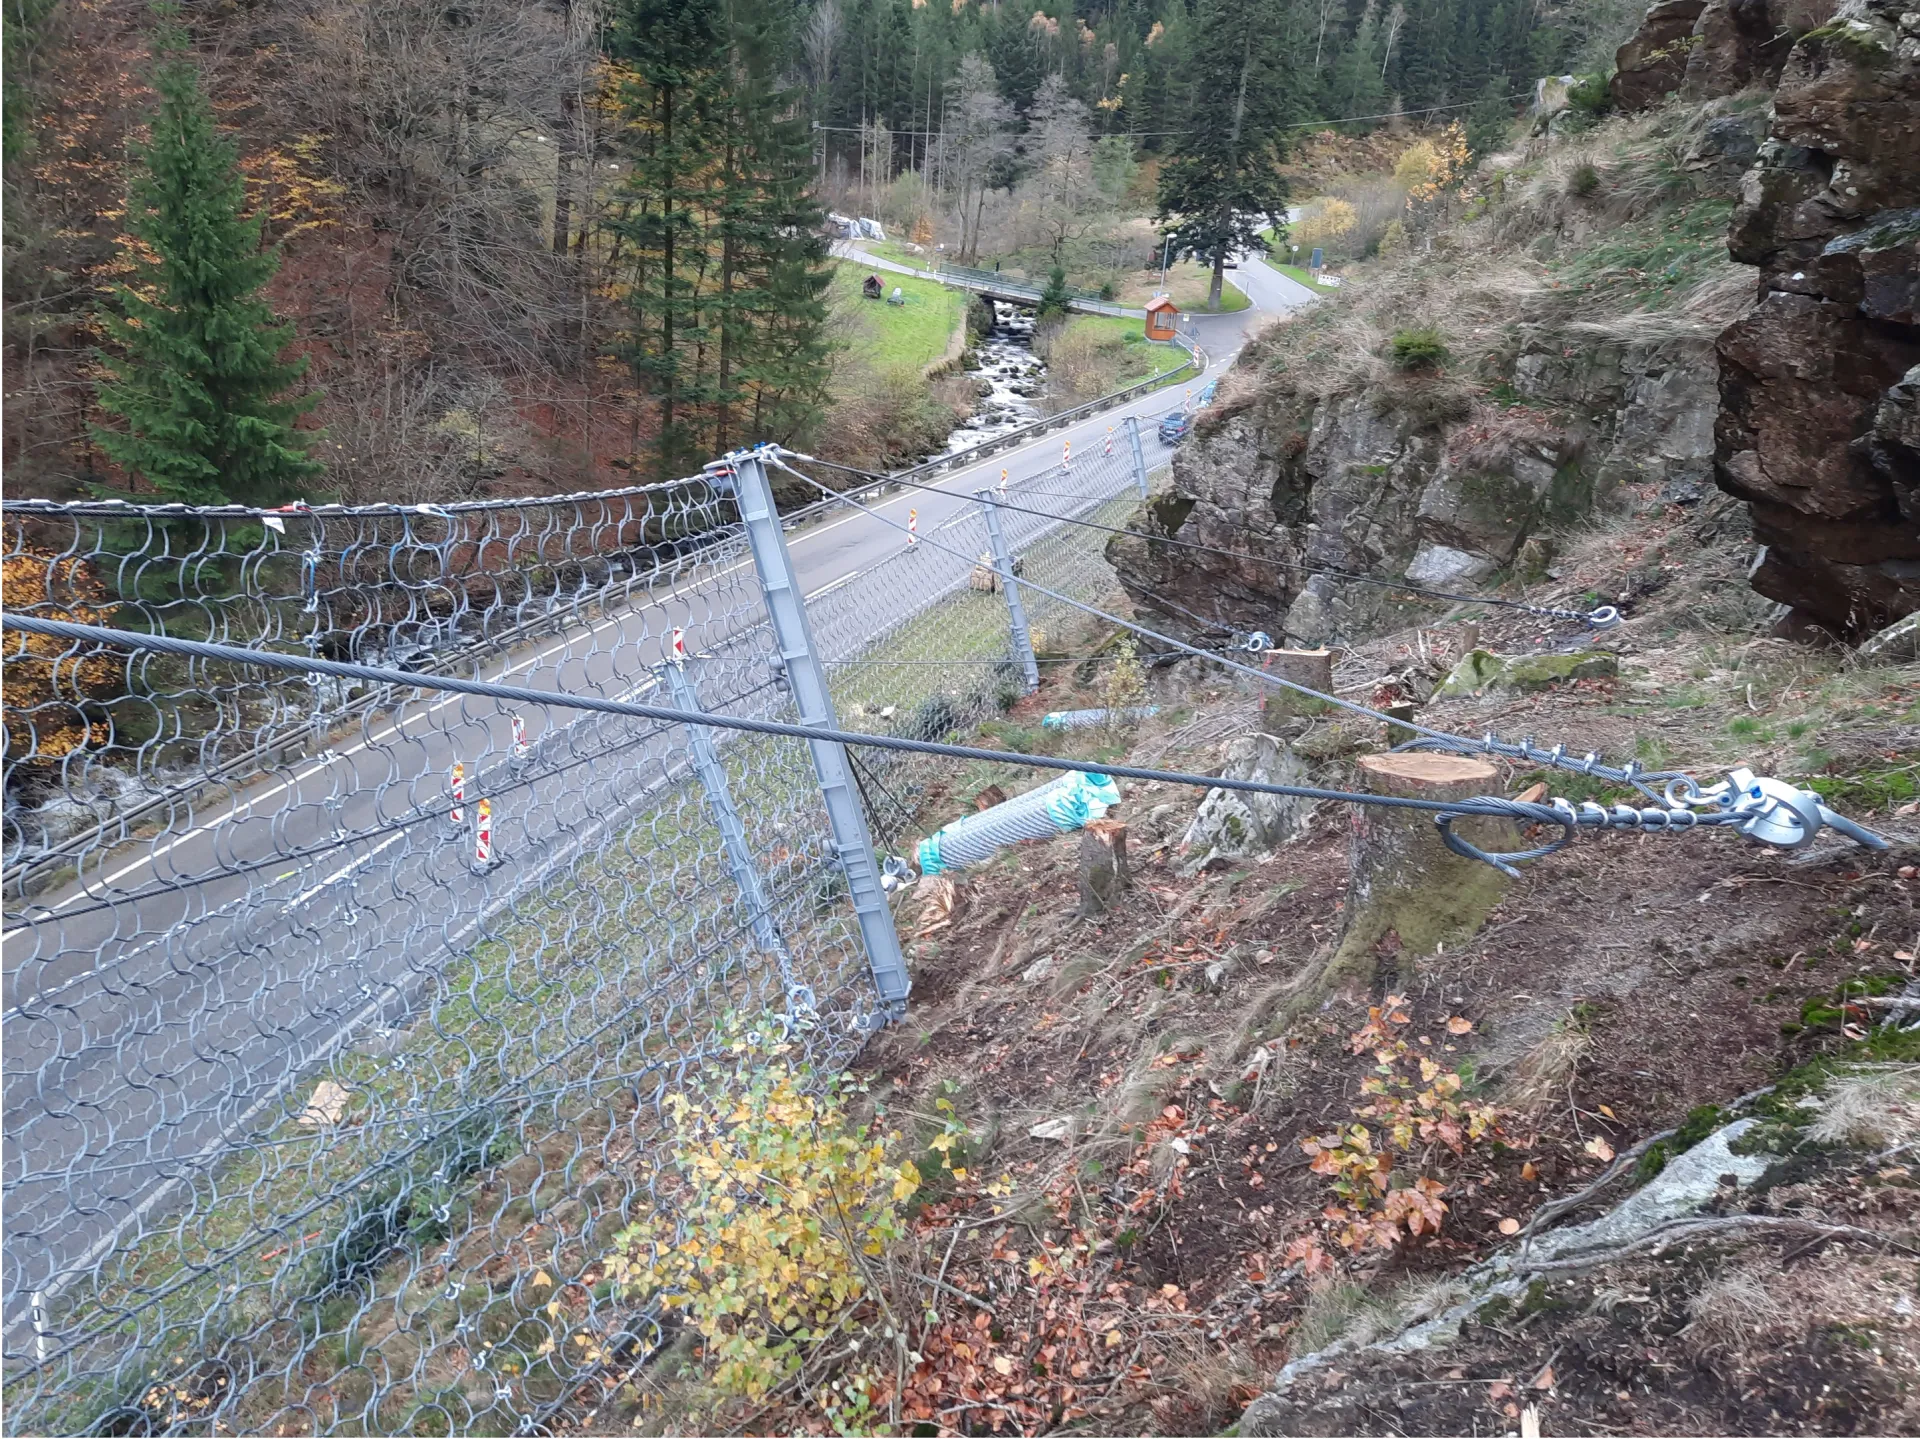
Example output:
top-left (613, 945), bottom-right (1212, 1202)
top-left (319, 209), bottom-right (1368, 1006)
top-left (0, 431), bottom-right (1155, 1434)
top-left (0, 437), bottom-right (1885, 1434)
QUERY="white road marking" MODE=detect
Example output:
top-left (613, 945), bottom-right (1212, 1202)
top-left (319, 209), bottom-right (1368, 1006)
top-left (11, 337), bottom-right (1230, 933)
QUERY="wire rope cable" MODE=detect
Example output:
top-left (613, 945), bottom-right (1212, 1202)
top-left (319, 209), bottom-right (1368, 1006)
top-left (791, 450), bottom-right (1619, 629)
top-left (5, 615), bottom-right (1887, 874)
top-left (757, 450), bottom-right (1672, 796)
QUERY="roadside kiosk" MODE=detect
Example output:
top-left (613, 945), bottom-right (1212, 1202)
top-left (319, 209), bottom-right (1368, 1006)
top-left (1144, 294), bottom-right (1178, 341)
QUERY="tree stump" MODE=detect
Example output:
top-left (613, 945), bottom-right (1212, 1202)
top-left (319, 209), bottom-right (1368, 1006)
top-left (1328, 753), bottom-right (1517, 991)
top-left (1078, 820), bottom-right (1130, 917)
top-left (1259, 648), bottom-right (1334, 734)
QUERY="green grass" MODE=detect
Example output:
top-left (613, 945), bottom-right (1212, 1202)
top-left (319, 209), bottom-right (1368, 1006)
top-left (1549, 198), bottom-right (1736, 309)
top-left (1046, 313), bottom-right (1191, 389)
top-left (1257, 232), bottom-right (1344, 292)
top-left (830, 261), bottom-right (967, 372)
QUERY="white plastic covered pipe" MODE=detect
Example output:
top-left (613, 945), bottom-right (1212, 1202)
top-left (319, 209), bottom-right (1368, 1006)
top-left (915, 770), bottom-right (1121, 876)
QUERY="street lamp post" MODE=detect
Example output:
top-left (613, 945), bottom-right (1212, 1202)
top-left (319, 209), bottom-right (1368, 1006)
top-left (1159, 234), bottom-right (1172, 295)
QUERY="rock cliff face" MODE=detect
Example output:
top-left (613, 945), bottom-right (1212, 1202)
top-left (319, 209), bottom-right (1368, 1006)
top-left (1612, 0), bottom-right (1840, 112)
top-left (1112, 331), bottom-right (1723, 648)
top-left (1713, 0), bottom-right (1920, 634)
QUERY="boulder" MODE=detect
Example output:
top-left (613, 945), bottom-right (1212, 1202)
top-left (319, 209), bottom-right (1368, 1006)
top-left (1682, 112), bottom-right (1766, 176)
top-left (1857, 608), bottom-right (1920, 661)
top-left (1437, 648), bottom-right (1620, 697)
top-left (1180, 733), bottom-right (1315, 870)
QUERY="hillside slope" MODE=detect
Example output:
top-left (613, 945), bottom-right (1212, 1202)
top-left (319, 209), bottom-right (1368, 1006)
top-left (1118, 0), bottom-right (1917, 647)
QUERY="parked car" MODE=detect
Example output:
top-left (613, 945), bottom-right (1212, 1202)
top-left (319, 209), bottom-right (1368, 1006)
top-left (1158, 410), bottom-right (1192, 444)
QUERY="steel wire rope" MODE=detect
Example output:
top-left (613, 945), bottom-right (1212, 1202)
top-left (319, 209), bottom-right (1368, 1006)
top-left (0, 616), bottom-right (1801, 851)
top-left (792, 451), bottom-right (1617, 628)
top-left (760, 454), bottom-right (1676, 795)
top-left (0, 675), bottom-right (784, 936)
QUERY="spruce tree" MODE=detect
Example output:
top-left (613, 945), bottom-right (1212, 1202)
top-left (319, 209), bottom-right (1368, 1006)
top-left (92, 24), bottom-right (320, 506)
top-left (1152, 0), bottom-right (1293, 311)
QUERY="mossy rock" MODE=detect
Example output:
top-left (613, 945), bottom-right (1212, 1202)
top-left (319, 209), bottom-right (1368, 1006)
top-left (1437, 648), bottom-right (1618, 697)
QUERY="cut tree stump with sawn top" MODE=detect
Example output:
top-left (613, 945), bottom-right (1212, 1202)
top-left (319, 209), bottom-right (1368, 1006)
top-left (1259, 648), bottom-right (1333, 734)
top-left (1328, 753), bottom-right (1518, 990)
top-left (1078, 820), bottom-right (1130, 917)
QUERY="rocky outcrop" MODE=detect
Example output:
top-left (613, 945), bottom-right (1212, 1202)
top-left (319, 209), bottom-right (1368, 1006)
top-left (1714, 0), bottom-right (1920, 634)
top-left (1110, 334), bottom-right (1720, 647)
top-left (1686, 0), bottom-right (1842, 95)
top-left (1613, 0), bottom-right (1710, 111)
top-left (1613, 0), bottom-right (1841, 112)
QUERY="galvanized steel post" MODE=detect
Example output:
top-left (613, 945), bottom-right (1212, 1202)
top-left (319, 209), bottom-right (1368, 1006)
top-left (1123, 414), bottom-right (1149, 498)
top-left (976, 489), bottom-right (1040, 694)
top-left (662, 656), bottom-right (793, 968)
top-left (719, 449), bottom-right (911, 1019)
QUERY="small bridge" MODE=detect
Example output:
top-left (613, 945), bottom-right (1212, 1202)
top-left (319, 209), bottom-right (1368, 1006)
top-left (832, 242), bottom-right (1145, 319)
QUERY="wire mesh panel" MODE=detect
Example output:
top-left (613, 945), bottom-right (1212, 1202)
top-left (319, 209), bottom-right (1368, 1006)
top-left (2, 484), bottom-right (883, 1435)
top-left (788, 440), bottom-right (1147, 847)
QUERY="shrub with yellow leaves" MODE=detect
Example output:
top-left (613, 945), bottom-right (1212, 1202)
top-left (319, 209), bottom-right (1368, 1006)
top-left (608, 1019), bottom-right (919, 1400)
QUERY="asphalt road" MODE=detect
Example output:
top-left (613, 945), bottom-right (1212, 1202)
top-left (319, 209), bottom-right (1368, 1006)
top-left (0, 268), bottom-right (1310, 1342)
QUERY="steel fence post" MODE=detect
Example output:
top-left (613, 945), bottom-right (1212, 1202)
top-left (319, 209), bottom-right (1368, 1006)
top-left (1123, 414), bottom-right (1149, 498)
top-left (976, 490), bottom-right (1040, 694)
top-left (718, 449), bottom-right (910, 1020)
top-left (661, 656), bottom-right (797, 980)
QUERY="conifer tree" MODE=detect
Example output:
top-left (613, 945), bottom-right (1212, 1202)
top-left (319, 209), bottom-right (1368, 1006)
top-left (92, 22), bottom-right (320, 506)
top-left (1152, 0), bottom-right (1293, 311)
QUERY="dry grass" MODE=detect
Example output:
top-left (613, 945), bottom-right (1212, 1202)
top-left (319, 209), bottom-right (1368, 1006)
top-left (1806, 1065), bottom-right (1920, 1151)
top-left (1683, 1258), bottom-right (1796, 1357)
top-left (1503, 1012), bottom-right (1596, 1122)
top-left (1251, 95), bottom-right (1765, 412)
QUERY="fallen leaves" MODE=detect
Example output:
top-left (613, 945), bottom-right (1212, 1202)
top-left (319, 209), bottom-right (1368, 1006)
top-left (1584, 1136), bottom-right (1616, 1162)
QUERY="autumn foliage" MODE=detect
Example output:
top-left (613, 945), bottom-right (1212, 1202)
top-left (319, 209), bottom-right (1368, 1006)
top-left (1, 543), bottom-right (122, 777)
top-left (607, 1020), bottom-right (919, 1400)
top-left (1301, 997), bottom-right (1499, 1253)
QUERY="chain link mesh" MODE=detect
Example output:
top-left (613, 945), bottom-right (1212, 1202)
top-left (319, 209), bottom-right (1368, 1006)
top-left (795, 442), bottom-right (1148, 846)
top-left (1, 433), bottom-right (1150, 1432)
top-left (2, 482), bottom-right (882, 1435)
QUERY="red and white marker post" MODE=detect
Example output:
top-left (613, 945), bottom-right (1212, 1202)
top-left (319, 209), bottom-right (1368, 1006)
top-left (670, 626), bottom-right (688, 664)
top-left (998, 468), bottom-right (1009, 500)
top-left (448, 762), bottom-right (466, 832)
top-left (1103, 426), bottom-right (1114, 458)
top-left (907, 509), bottom-right (920, 550)
top-left (510, 715), bottom-right (529, 765)
top-left (1061, 439), bottom-right (1072, 471)
top-left (473, 797), bottom-right (493, 871)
